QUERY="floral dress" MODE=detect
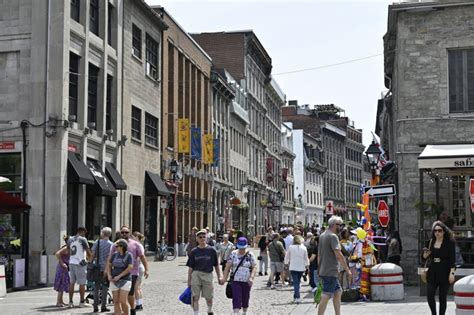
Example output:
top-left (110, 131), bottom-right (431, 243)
top-left (53, 252), bottom-right (70, 292)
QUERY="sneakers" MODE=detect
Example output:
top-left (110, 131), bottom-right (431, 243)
top-left (135, 305), bottom-right (143, 311)
top-left (270, 284), bottom-right (276, 289)
top-left (78, 302), bottom-right (87, 308)
top-left (101, 307), bottom-right (111, 312)
top-left (294, 298), bottom-right (302, 304)
top-left (258, 272), bottom-right (263, 276)
top-left (68, 302), bottom-right (74, 309)
top-left (93, 307), bottom-right (99, 313)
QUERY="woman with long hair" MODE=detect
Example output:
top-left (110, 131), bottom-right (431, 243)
top-left (387, 230), bottom-right (402, 266)
top-left (422, 221), bottom-right (456, 315)
top-left (53, 235), bottom-right (70, 307)
top-left (107, 239), bottom-right (133, 315)
top-left (284, 235), bottom-right (309, 304)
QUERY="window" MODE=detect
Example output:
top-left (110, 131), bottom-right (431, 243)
top-left (106, 75), bottom-right (112, 131)
top-left (449, 49), bottom-right (474, 113)
top-left (108, 4), bottom-right (114, 46)
top-left (132, 24), bottom-right (142, 58)
top-left (145, 113), bottom-right (158, 147)
top-left (131, 106), bottom-right (141, 140)
top-left (69, 53), bottom-right (79, 119)
top-left (71, 0), bottom-right (80, 22)
top-left (0, 153), bottom-right (22, 192)
top-left (145, 34), bottom-right (158, 79)
top-left (87, 64), bottom-right (99, 128)
top-left (90, 0), bottom-right (99, 36)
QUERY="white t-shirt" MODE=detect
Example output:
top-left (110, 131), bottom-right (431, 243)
top-left (227, 251), bottom-right (256, 282)
top-left (67, 235), bottom-right (89, 265)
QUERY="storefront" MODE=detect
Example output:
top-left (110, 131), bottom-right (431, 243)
top-left (418, 144), bottom-right (474, 274)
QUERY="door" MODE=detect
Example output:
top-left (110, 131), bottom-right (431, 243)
top-left (132, 195), bottom-right (141, 234)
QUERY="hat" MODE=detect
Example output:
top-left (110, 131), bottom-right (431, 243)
top-left (196, 229), bottom-right (207, 237)
top-left (236, 237), bottom-right (248, 249)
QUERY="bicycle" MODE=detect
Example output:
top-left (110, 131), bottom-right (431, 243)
top-left (154, 243), bottom-right (177, 261)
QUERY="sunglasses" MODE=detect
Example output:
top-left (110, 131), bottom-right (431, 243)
top-left (121, 231), bottom-right (130, 234)
top-left (434, 229), bottom-right (444, 233)
top-left (197, 235), bottom-right (206, 239)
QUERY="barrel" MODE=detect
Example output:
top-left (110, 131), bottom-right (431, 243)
top-left (370, 263), bottom-right (404, 301)
top-left (454, 275), bottom-right (474, 314)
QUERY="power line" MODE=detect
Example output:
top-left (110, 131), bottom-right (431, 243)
top-left (272, 53), bottom-right (383, 76)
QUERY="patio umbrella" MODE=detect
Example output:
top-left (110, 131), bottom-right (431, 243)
top-left (0, 176), bottom-right (11, 183)
top-left (0, 190), bottom-right (31, 214)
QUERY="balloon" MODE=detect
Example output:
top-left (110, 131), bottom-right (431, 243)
top-left (356, 228), bottom-right (367, 240)
top-left (369, 243), bottom-right (378, 251)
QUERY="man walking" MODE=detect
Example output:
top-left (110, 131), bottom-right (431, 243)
top-left (107, 225), bottom-right (149, 315)
top-left (267, 233), bottom-right (286, 289)
top-left (187, 229), bottom-right (223, 315)
top-left (317, 216), bottom-right (352, 315)
top-left (91, 227), bottom-right (113, 313)
top-left (67, 227), bottom-right (92, 308)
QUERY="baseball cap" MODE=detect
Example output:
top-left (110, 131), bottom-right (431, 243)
top-left (236, 237), bottom-right (248, 249)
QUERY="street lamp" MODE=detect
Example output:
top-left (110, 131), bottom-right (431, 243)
top-left (365, 141), bottom-right (382, 185)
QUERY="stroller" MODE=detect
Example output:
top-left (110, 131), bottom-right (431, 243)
top-left (85, 279), bottom-right (113, 305)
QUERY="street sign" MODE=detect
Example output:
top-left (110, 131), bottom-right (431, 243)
top-left (377, 200), bottom-right (390, 228)
top-left (364, 184), bottom-right (396, 197)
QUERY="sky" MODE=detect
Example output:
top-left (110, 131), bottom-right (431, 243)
top-left (146, 0), bottom-right (395, 145)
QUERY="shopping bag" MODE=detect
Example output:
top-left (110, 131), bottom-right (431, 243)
top-left (179, 287), bottom-right (192, 305)
top-left (314, 281), bottom-right (323, 305)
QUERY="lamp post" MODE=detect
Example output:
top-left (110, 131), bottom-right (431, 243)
top-left (364, 141), bottom-right (382, 186)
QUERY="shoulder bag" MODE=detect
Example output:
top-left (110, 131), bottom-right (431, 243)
top-left (226, 252), bottom-right (248, 299)
top-left (87, 239), bottom-right (101, 282)
top-left (420, 239), bottom-right (433, 283)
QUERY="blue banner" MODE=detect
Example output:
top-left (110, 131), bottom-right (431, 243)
top-left (213, 138), bottom-right (220, 167)
top-left (191, 127), bottom-right (202, 160)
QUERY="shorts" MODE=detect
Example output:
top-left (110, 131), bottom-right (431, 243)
top-left (69, 264), bottom-right (87, 285)
top-left (109, 280), bottom-right (131, 292)
top-left (320, 276), bottom-right (342, 295)
top-left (270, 262), bottom-right (284, 273)
top-left (191, 271), bottom-right (214, 300)
top-left (128, 275), bottom-right (138, 296)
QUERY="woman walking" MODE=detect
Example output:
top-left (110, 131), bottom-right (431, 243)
top-left (387, 230), bottom-right (402, 266)
top-left (422, 221), bottom-right (456, 315)
top-left (222, 237), bottom-right (257, 315)
top-left (257, 234), bottom-right (269, 276)
top-left (132, 231), bottom-right (146, 311)
top-left (284, 235), bottom-right (309, 304)
top-left (53, 235), bottom-right (70, 307)
top-left (107, 239), bottom-right (134, 315)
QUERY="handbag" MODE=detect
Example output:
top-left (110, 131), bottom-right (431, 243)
top-left (226, 253), bottom-right (248, 299)
top-left (87, 239), bottom-right (101, 282)
top-left (341, 270), bottom-right (359, 302)
top-left (420, 239), bottom-right (432, 283)
top-left (179, 287), bottom-right (192, 305)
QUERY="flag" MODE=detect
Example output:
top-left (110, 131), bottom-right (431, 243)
top-left (178, 119), bottom-right (190, 153)
top-left (213, 138), bottom-right (220, 167)
top-left (202, 133), bottom-right (214, 164)
top-left (371, 132), bottom-right (388, 167)
top-left (191, 127), bottom-right (201, 160)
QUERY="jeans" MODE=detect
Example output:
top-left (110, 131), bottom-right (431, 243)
top-left (427, 281), bottom-right (449, 315)
top-left (290, 271), bottom-right (303, 299)
top-left (309, 265), bottom-right (318, 288)
top-left (259, 254), bottom-right (268, 274)
top-left (232, 281), bottom-right (251, 310)
top-left (93, 276), bottom-right (109, 308)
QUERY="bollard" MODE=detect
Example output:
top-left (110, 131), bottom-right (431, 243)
top-left (0, 265), bottom-right (6, 297)
top-left (370, 263), bottom-right (404, 301)
top-left (454, 275), bottom-right (474, 314)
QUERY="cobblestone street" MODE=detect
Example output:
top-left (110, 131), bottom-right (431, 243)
top-left (0, 250), bottom-right (456, 314)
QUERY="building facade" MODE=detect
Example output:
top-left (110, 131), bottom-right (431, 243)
top-left (280, 122), bottom-right (296, 224)
top-left (0, 0), bottom-right (124, 286)
top-left (158, 7), bottom-right (213, 246)
top-left (344, 124), bottom-right (364, 220)
top-left (380, 0), bottom-right (474, 281)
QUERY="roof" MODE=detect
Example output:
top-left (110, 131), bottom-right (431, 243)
top-left (134, 1), bottom-right (168, 31)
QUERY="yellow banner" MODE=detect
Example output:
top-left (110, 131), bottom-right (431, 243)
top-left (178, 118), bottom-right (190, 153)
top-left (202, 133), bottom-right (214, 164)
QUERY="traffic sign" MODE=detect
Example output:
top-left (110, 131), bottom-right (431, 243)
top-left (325, 200), bottom-right (334, 215)
top-left (364, 184), bottom-right (396, 197)
top-left (377, 200), bottom-right (390, 228)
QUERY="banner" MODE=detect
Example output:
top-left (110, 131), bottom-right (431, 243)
top-left (178, 119), bottom-right (190, 153)
top-left (213, 138), bottom-right (220, 167)
top-left (191, 127), bottom-right (202, 160)
top-left (202, 133), bottom-right (214, 164)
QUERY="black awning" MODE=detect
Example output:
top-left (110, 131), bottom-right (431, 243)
top-left (105, 162), bottom-right (127, 190)
top-left (68, 152), bottom-right (95, 185)
top-left (146, 171), bottom-right (171, 196)
top-left (87, 160), bottom-right (117, 197)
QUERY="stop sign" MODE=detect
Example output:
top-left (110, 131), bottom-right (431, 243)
top-left (377, 200), bottom-right (390, 227)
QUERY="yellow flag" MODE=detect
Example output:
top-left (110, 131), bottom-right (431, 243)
top-left (202, 133), bottom-right (214, 164)
top-left (178, 119), bottom-right (190, 153)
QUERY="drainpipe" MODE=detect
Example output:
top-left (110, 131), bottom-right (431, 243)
top-left (43, 0), bottom-right (51, 253)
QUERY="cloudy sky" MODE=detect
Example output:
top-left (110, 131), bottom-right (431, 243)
top-left (147, 0), bottom-right (396, 145)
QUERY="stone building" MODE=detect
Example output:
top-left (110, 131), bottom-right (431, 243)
top-left (280, 122), bottom-right (296, 224)
top-left (191, 30), bottom-right (283, 237)
top-left (121, 0), bottom-right (167, 252)
top-left (0, 0), bottom-right (124, 285)
top-left (380, 0), bottom-right (474, 281)
top-left (157, 7), bottom-right (213, 246)
top-left (344, 124), bottom-right (364, 219)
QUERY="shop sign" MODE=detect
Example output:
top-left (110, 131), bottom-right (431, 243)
top-left (0, 141), bottom-right (15, 150)
top-left (470, 179), bottom-right (474, 213)
top-left (68, 143), bottom-right (77, 152)
top-left (377, 200), bottom-right (390, 228)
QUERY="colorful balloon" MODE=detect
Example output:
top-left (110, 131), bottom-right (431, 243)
top-left (356, 228), bottom-right (367, 240)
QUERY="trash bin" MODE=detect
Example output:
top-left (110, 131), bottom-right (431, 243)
top-left (454, 275), bottom-right (474, 314)
top-left (370, 263), bottom-right (404, 301)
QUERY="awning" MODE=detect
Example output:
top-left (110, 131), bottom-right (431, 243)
top-left (146, 171), bottom-right (171, 196)
top-left (105, 163), bottom-right (127, 190)
top-left (0, 191), bottom-right (31, 214)
top-left (68, 152), bottom-right (95, 185)
top-left (87, 160), bottom-right (117, 197)
top-left (418, 144), bottom-right (474, 169)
